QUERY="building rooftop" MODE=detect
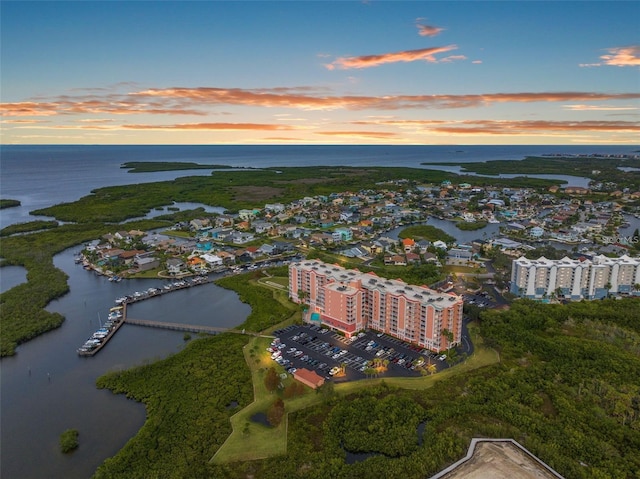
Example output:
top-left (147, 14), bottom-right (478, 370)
top-left (297, 260), bottom-right (462, 310)
top-left (430, 439), bottom-right (564, 479)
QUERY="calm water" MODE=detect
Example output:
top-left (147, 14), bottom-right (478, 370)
top-left (1, 144), bottom-right (636, 478)
top-left (0, 246), bottom-right (250, 479)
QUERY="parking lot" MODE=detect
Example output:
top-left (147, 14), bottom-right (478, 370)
top-left (269, 323), bottom-right (454, 382)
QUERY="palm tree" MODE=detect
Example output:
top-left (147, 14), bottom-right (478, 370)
top-left (427, 363), bottom-right (437, 375)
top-left (442, 328), bottom-right (454, 357)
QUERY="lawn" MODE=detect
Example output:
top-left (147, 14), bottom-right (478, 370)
top-left (211, 322), bottom-right (500, 463)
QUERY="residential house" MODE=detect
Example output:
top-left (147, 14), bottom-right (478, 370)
top-left (134, 255), bottom-right (160, 272)
top-left (258, 244), bottom-right (276, 256)
top-left (201, 253), bottom-right (223, 267)
top-left (402, 237), bottom-right (416, 253)
top-left (166, 258), bottom-right (186, 275)
top-left (252, 220), bottom-right (272, 235)
top-left (229, 231), bottom-right (255, 244)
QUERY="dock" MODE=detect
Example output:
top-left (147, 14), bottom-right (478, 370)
top-left (77, 275), bottom-right (219, 357)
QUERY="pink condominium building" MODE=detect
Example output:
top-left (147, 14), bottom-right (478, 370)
top-left (289, 260), bottom-right (463, 352)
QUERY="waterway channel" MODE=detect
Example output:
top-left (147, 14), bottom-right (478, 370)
top-left (0, 246), bottom-right (250, 479)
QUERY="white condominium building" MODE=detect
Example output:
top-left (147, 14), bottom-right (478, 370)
top-left (510, 254), bottom-right (640, 300)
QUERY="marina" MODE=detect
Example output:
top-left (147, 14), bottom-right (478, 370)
top-left (77, 275), bottom-right (216, 356)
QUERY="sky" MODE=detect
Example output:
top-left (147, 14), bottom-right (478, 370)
top-left (1, 1), bottom-right (639, 145)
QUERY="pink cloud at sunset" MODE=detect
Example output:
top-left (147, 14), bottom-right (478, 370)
top-left (415, 21), bottom-right (445, 37)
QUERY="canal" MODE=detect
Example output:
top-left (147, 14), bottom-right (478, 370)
top-left (0, 246), bottom-right (250, 479)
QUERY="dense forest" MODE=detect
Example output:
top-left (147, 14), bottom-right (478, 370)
top-left (95, 297), bottom-right (640, 479)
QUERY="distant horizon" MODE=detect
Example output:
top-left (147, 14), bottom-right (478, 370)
top-left (2, 143), bottom-right (639, 148)
top-left (1, 2), bottom-right (638, 145)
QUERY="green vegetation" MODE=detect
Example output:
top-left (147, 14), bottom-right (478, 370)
top-left (398, 224), bottom-right (455, 244)
top-left (454, 220), bottom-right (488, 231)
top-left (59, 429), bottom-right (79, 454)
top-left (0, 199), bottom-right (21, 209)
top-left (215, 272), bottom-right (299, 332)
top-left (121, 161), bottom-right (234, 173)
top-left (427, 155), bottom-right (640, 190)
top-left (0, 220), bottom-right (59, 237)
top-left (94, 334), bottom-right (253, 479)
top-left (326, 395), bottom-right (426, 457)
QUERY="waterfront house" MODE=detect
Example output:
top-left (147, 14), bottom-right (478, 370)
top-left (166, 258), bottom-right (186, 275)
top-left (134, 255), bottom-right (160, 272)
top-left (201, 253), bottom-right (223, 267)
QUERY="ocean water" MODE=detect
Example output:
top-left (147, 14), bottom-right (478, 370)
top-left (1, 144), bottom-right (637, 228)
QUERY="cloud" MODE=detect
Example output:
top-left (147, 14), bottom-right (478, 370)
top-left (4, 87), bottom-right (640, 119)
top-left (601, 46), bottom-right (640, 66)
top-left (472, 60), bottom-right (483, 64)
top-left (563, 104), bottom-right (638, 111)
top-left (133, 88), bottom-right (640, 111)
top-left (429, 119), bottom-right (640, 135)
top-left (316, 130), bottom-right (400, 139)
top-left (0, 98), bottom-right (205, 117)
top-left (1, 119), bottom-right (49, 124)
top-left (325, 45), bottom-right (460, 70)
top-left (416, 21), bottom-right (445, 37)
top-left (581, 45), bottom-right (640, 67)
top-left (120, 122), bottom-right (299, 131)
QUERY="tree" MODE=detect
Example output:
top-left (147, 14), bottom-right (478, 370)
top-left (59, 429), bottom-right (79, 454)
top-left (267, 398), bottom-right (285, 427)
top-left (264, 367), bottom-right (279, 393)
top-left (442, 328), bottom-right (454, 356)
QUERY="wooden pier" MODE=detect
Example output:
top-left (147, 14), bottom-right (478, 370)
top-left (124, 318), bottom-right (229, 334)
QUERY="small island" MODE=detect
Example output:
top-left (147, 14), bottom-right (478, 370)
top-left (121, 161), bottom-right (237, 173)
top-left (0, 199), bottom-right (21, 209)
top-left (59, 429), bottom-right (79, 454)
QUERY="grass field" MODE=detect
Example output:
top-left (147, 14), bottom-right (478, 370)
top-left (211, 321), bottom-right (499, 463)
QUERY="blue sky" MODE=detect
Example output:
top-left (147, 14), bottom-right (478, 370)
top-left (1, 1), bottom-right (638, 145)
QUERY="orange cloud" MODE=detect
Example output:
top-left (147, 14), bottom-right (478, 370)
top-left (600, 46), bottom-right (640, 66)
top-left (120, 122), bottom-right (298, 131)
top-left (316, 130), bottom-right (400, 139)
top-left (4, 88), bottom-right (640, 120)
top-left (1, 119), bottom-right (49, 124)
top-left (0, 98), bottom-right (204, 117)
top-left (325, 45), bottom-right (459, 70)
top-left (430, 120), bottom-right (640, 135)
top-left (580, 45), bottom-right (640, 67)
top-left (134, 88), bottom-right (640, 111)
